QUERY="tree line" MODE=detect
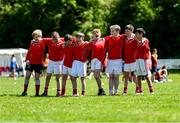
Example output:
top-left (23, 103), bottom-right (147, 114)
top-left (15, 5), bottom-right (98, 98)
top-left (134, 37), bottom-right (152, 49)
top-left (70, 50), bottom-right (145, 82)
top-left (0, 0), bottom-right (179, 58)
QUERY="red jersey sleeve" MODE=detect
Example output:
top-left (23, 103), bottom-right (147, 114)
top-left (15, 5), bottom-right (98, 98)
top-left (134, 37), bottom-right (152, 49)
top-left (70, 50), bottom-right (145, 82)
top-left (26, 40), bottom-right (33, 61)
top-left (143, 40), bottom-right (150, 59)
top-left (42, 38), bottom-right (52, 46)
top-left (104, 36), bottom-right (109, 53)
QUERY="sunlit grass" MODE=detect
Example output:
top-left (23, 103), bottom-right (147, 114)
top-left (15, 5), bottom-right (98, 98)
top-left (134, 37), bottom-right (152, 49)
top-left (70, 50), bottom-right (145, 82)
top-left (0, 73), bottom-right (180, 122)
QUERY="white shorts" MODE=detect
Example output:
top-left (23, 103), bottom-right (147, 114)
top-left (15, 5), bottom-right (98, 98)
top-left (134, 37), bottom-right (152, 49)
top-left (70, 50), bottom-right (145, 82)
top-left (106, 59), bottom-right (122, 75)
top-left (124, 62), bottom-right (136, 72)
top-left (62, 65), bottom-right (72, 75)
top-left (71, 60), bottom-right (87, 77)
top-left (135, 59), bottom-right (151, 76)
top-left (91, 58), bottom-right (102, 71)
top-left (47, 60), bottom-right (63, 74)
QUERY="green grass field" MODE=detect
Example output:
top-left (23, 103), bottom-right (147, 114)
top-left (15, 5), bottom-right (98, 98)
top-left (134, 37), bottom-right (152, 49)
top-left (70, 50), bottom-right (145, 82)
top-left (0, 73), bottom-right (180, 122)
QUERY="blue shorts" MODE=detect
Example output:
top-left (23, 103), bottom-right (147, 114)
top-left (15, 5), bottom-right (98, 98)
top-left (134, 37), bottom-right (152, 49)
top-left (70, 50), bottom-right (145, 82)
top-left (151, 67), bottom-right (158, 73)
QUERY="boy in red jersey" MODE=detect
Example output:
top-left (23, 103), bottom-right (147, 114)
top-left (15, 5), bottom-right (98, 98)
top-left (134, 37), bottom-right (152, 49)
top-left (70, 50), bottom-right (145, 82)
top-left (70, 32), bottom-right (89, 96)
top-left (41, 31), bottom-right (64, 97)
top-left (61, 34), bottom-right (75, 97)
top-left (134, 28), bottom-right (154, 94)
top-left (122, 24), bottom-right (139, 95)
top-left (21, 29), bottom-right (45, 96)
top-left (89, 29), bottom-right (106, 95)
top-left (104, 25), bottom-right (126, 95)
top-left (151, 48), bottom-right (158, 82)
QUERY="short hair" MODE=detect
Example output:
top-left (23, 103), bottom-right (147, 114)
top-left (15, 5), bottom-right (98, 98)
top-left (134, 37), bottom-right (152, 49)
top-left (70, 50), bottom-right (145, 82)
top-left (125, 24), bottom-right (134, 32)
top-left (110, 24), bottom-right (121, 31)
top-left (64, 34), bottom-right (73, 42)
top-left (32, 29), bottom-right (42, 38)
top-left (162, 65), bottom-right (167, 69)
top-left (135, 28), bottom-right (146, 35)
top-left (76, 32), bottom-right (85, 37)
top-left (152, 48), bottom-right (157, 54)
top-left (92, 29), bottom-right (101, 33)
top-left (51, 31), bottom-right (60, 38)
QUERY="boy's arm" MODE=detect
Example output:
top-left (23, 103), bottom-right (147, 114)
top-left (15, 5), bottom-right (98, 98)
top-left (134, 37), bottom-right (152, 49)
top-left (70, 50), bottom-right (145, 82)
top-left (25, 42), bottom-right (32, 62)
top-left (42, 37), bottom-right (51, 46)
top-left (144, 40), bottom-right (150, 60)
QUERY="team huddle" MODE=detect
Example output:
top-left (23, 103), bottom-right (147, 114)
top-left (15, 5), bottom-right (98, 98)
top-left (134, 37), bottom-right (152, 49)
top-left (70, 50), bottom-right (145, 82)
top-left (21, 24), bottom-right (154, 97)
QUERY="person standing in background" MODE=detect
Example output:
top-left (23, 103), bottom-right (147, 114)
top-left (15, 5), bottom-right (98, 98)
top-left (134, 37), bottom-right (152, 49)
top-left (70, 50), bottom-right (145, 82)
top-left (10, 54), bottom-right (18, 80)
top-left (151, 48), bottom-right (158, 82)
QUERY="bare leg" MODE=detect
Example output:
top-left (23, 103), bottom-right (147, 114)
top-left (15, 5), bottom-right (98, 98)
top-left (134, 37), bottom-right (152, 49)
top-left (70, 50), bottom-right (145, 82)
top-left (61, 74), bottom-right (68, 95)
top-left (55, 74), bottom-right (61, 96)
top-left (71, 76), bottom-right (78, 96)
top-left (94, 70), bottom-right (102, 89)
top-left (21, 70), bottom-right (32, 96)
top-left (41, 73), bottom-right (52, 96)
top-left (137, 76), bottom-right (142, 93)
top-left (35, 72), bottom-right (41, 96)
top-left (109, 74), bottom-right (113, 95)
top-left (81, 77), bottom-right (86, 96)
top-left (114, 74), bottom-right (120, 95)
top-left (146, 75), bottom-right (154, 93)
top-left (123, 72), bottom-right (129, 94)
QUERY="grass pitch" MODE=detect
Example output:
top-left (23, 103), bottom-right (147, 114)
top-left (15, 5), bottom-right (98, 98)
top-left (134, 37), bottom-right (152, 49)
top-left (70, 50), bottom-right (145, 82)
top-left (0, 73), bottom-right (180, 122)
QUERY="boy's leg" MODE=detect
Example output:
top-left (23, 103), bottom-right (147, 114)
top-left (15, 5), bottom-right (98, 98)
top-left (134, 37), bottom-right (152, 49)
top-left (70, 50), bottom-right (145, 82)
top-left (21, 70), bottom-right (31, 96)
top-left (61, 74), bottom-right (68, 96)
top-left (35, 72), bottom-right (41, 96)
top-left (137, 76), bottom-right (143, 93)
top-left (146, 75), bottom-right (154, 93)
top-left (109, 74), bottom-right (114, 95)
top-left (55, 74), bottom-right (61, 96)
top-left (132, 73), bottom-right (139, 93)
top-left (114, 74), bottom-right (120, 95)
top-left (123, 72), bottom-right (129, 94)
top-left (71, 76), bottom-right (78, 96)
top-left (41, 73), bottom-right (52, 96)
top-left (81, 77), bottom-right (86, 96)
top-left (94, 70), bottom-right (106, 95)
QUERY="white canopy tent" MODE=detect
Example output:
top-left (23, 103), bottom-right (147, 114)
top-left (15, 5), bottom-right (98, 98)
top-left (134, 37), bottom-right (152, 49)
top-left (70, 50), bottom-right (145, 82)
top-left (0, 48), bottom-right (28, 76)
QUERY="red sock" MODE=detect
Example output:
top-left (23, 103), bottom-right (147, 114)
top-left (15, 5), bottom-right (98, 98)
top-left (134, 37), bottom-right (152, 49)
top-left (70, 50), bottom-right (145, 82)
top-left (139, 87), bottom-right (143, 93)
top-left (124, 87), bottom-right (128, 93)
top-left (44, 87), bottom-right (48, 93)
top-left (73, 89), bottom-right (77, 95)
top-left (61, 89), bottom-right (66, 95)
top-left (136, 87), bottom-right (139, 93)
top-left (24, 84), bottom-right (28, 92)
top-left (35, 85), bottom-right (40, 94)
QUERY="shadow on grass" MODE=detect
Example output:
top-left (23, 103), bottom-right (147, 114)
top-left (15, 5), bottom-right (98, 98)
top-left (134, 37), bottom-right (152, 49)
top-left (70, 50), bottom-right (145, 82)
top-left (0, 93), bottom-right (110, 98)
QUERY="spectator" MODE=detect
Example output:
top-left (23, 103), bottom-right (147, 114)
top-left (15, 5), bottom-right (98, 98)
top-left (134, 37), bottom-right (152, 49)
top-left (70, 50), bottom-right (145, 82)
top-left (10, 54), bottom-right (18, 80)
top-left (151, 48), bottom-right (158, 82)
top-left (155, 65), bottom-right (168, 82)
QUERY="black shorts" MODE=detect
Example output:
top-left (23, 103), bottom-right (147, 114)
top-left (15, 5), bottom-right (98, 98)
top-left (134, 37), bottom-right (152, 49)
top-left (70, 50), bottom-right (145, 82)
top-left (10, 67), bottom-right (16, 72)
top-left (25, 64), bottom-right (43, 74)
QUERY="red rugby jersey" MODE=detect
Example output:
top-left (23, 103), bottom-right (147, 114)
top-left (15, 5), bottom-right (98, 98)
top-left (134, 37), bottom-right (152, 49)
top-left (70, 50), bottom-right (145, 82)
top-left (135, 38), bottom-right (150, 60)
top-left (43, 38), bottom-right (64, 61)
top-left (89, 38), bottom-right (106, 63)
top-left (26, 39), bottom-right (45, 64)
top-left (124, 37), bottom-right (137, 63)
top-left (72, 41), bottom-right (89, 62)
top-left (63, 46), bottom-right (74, 68)
top-left (104, 34), bottom-right (126, 60)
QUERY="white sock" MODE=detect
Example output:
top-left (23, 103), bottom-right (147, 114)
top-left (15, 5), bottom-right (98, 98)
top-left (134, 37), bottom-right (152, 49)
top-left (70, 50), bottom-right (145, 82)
top-left (109, 90), bottom-right (113, 95)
